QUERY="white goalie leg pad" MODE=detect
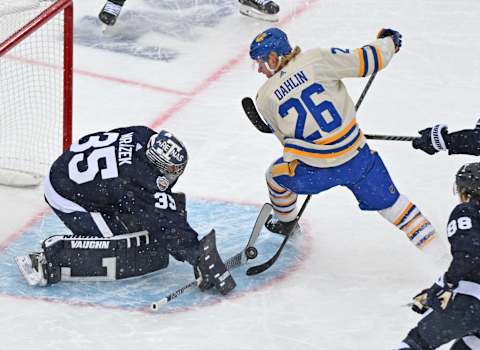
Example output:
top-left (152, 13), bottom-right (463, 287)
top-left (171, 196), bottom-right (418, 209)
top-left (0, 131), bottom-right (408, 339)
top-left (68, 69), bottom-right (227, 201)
top-left (379, 194), bottom-right (449, 263)
top-left (266, 166), bottom-right (298, 222)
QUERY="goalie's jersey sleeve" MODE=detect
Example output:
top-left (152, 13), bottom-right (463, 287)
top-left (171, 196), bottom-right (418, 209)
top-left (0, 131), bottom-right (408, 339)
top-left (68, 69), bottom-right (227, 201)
top-left (256, 37), bottom-right (396, 168)
top-left (444, 202), bottom-right (480, 288)
top-left (47, 126), bottom-right (196, 240)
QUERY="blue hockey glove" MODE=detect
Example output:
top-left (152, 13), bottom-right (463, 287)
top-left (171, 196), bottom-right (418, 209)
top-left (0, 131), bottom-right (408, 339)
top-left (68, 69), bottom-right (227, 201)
top-left (377, 28), bottom-right (402, 52)
top-left (412, 124), bottom-right (449, 155)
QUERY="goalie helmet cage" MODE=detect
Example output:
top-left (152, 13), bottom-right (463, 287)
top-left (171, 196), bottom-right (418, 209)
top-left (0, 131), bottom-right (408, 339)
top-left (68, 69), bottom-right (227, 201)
top-left (0, 0), bottom-right (73, 187)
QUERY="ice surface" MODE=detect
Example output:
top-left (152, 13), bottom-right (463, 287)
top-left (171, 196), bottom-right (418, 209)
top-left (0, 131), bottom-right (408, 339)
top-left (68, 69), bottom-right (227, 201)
top-left (1, 0), bottom-right (480, 349)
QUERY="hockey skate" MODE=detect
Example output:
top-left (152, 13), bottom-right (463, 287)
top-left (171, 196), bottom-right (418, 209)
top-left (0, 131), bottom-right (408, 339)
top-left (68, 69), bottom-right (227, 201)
top-left (98, 1), bottom-right (123, 26)
top-left (15, 252), bottom-right (48, 287)
top-left (238, 0), bottom-right (280, 22)
top-left (265, 215), bottom-right (300, 236)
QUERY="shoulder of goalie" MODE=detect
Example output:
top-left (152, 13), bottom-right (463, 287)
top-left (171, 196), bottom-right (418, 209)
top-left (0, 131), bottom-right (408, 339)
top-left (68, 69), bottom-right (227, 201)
top-left (192, 229), bottom-right (237, 295)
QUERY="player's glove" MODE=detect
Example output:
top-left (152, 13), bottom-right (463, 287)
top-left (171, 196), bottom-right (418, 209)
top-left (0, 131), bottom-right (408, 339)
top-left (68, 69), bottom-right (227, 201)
top-left (411, 287), bottom-right (430, 314)
top-left (412, 124), bottom-right (449, 155)
top-left (411, 282), bottom-right (456, 314)
top-left (425, 283), bottom-right (455, 312)
top-left (377, 28), bottom-right (402, 53)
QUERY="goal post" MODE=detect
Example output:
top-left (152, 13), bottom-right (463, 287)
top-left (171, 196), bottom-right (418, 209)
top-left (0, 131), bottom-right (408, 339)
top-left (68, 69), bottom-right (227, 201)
top-left (0, 0), bottom-right (73, 187)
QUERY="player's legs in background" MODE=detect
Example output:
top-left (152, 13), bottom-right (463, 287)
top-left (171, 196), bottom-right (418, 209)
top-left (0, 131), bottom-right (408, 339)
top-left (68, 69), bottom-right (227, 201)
top-left (347, 149), bottom-right (449, 263)
top-left (99, 0), bottom-right (126, 26)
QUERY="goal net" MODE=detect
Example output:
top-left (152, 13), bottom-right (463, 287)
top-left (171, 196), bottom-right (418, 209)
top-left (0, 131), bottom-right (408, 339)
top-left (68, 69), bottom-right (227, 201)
top-left (0, 0), bottom-right (73, 187)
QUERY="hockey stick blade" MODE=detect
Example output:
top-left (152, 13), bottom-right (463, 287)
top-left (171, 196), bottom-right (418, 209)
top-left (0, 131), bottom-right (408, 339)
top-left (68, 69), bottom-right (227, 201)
top-left (150, 203), bottom-right (272, 311)
top-left (246, 232), bottom-right (290, 275)
top-left (246, 196), bottom-right (311, 276)
top-left (241, 97), bottom-right (273, 134)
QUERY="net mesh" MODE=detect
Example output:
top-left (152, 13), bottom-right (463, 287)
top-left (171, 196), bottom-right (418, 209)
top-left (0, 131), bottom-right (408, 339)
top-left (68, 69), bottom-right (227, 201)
top-left (0, 0), bottom-right (68, 186)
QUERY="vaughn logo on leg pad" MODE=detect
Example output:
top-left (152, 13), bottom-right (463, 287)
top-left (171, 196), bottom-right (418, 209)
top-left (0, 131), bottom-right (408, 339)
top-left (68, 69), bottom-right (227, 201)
top-left (71, 241), bottom-right (110, 249)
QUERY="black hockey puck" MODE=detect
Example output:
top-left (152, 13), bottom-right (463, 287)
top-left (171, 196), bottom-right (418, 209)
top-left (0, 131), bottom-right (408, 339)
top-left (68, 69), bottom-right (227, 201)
top-left (245, 246), bottom-right (258, 259)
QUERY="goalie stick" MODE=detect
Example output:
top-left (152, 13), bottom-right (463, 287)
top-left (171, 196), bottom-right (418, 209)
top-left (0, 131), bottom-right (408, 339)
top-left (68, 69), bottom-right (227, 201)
top-left (150, 203), bottom-right (272, 311)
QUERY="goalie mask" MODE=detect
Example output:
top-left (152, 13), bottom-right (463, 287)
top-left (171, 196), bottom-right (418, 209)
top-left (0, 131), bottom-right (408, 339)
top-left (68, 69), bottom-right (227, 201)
top-left (146, 130), bottom-right (188, 182)
top-left (455, 162), bottom-right (480, 199)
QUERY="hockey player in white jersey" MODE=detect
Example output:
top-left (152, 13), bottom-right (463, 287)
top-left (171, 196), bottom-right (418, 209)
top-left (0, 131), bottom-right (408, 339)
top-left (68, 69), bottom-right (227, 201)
top-left (248, 27), bottom-right (448, 262)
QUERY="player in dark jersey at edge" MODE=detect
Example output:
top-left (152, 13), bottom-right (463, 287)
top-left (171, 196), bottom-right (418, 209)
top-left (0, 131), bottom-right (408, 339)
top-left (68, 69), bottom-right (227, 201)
top-left (15, 126), bottom-right (236, 296)
top-left (394, 163), bottom-right (480, 350)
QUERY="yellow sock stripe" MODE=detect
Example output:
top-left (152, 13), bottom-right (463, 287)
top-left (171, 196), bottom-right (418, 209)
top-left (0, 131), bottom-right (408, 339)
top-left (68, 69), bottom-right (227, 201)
top-left (393, 202), bottom-right (414, 226)
top-left (270, 196), bottom-right (297, 208)
top-left (399, 212), bottom-right (421, 233)
top-left (405, 219), bottom-right (429, 239)
top-left (266, 179), bottom-right (287, 194)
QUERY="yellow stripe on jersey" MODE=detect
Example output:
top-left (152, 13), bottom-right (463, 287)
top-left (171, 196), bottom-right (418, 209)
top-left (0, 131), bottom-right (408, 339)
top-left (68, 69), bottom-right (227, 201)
top-left (284, 132), bottom-right (364, 159)
top-left (357, 48), bottom-right (365, 77)
top-left (271, 160), bottom-right (299, 177)
top-left (374, 46), bottom-right (383, 70)
top-left (314, 118), bottom-right (357, 145)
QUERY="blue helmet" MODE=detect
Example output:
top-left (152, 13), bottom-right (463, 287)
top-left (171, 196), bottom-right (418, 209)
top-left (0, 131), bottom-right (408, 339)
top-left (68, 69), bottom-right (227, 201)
top-left (249, 28), bottom-right (292, 62)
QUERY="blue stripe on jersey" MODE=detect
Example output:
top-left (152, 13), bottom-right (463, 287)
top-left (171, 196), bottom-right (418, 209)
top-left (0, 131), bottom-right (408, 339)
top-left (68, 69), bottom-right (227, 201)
top-left (285, 129), bottom-right (361, 155)
top-left (362, 48), bottom-right (369, 77)
top-left (367, 45), bottom-right (379, 73)
top-left (323, 124), bottom-right (359, 146)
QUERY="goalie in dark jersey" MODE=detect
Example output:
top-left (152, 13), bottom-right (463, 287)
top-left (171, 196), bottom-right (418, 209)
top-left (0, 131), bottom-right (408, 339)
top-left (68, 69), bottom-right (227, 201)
top-left (394, 162), bottom-right (480, 350)
top-left (15, 126), bottom-right (236, 296)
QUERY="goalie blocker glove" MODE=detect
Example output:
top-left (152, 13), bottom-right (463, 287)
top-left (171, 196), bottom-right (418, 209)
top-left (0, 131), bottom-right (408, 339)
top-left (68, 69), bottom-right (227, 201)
top-left (193, 230), bottom-right (236, 295)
